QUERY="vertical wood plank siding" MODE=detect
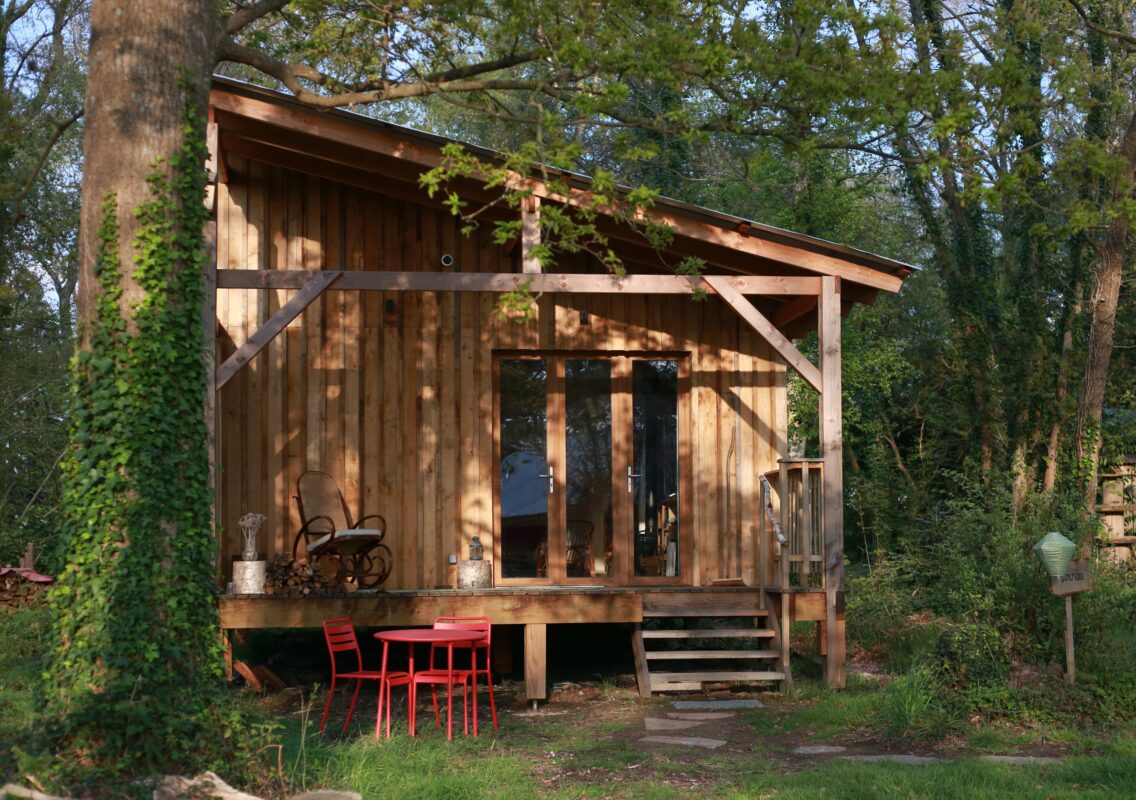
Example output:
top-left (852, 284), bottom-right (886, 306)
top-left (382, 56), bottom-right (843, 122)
top-left (216, 166), bottom-right (786, 589)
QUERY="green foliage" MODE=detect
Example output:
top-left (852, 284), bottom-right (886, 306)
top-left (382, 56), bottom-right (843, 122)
top-left (932, 623), bottom-right (1012, 707)
top-left (37, 104), bottom-right (240, 792)
top-left (876, 666), bottom-right (953, 741)
top-left (848, 484), bottom-right (1136, 728)
top-left (1, 1), bottom-right (85, 573)
top-left (0, 606), bottom-right (51, 776)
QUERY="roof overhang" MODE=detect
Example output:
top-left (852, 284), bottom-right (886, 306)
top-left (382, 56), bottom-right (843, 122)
top-left (208, 76), bottom-right (914, 332)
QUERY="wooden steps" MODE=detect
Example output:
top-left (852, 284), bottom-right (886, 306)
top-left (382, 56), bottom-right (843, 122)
top-left (645, 649), bottom-right (780, 660)
top-left (644, 605), bottom-right (769, 618)
top-left (631, 592), bottom-right (790, 696)
top-left (642, 628), bottom-right (774, 639)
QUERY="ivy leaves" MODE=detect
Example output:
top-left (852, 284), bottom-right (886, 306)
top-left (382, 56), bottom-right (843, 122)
top-left (45, 104), bottom-right (226, 785)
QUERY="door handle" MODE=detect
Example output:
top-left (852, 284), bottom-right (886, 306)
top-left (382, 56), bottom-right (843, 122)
top-left (627, 465), bottom-right (641, 494)
top-left (537, 465), bottom-right (554, 495)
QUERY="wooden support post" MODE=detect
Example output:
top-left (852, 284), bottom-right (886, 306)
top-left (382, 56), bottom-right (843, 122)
top-left (524, 622), bottom-right (548, 703)
top-left (203, 219), bottom-right (219, 578)
top-left (522, 195), bottom-right (541, 273)
top-left (779, 592), bottom-right (791, 686)
top-left (1065, 595), bottom-right (1076, 686)
top-left (819, 276), bottom-right (846, 688)
top-left (631, 624), bottom-right (651, 698)
top-left (222, 628), bottom-right (233, 681)
top-left (801, 461), bottom-right (812, 586)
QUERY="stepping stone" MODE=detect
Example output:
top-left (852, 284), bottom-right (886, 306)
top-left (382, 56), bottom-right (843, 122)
top-left (671, 699), bottom-right (764, 710)
top-left (667, 712), bottom-right (736, 721)
top-left (641, 735), bottom-right (727, 749)
top-left (645, 717), bottom-right (704, 732)
top-left (793, 745), bottom-right (847, 755)
top-left (980, 755), bottom-right (1063, 765)
top-left (842, 754), bottom-right (943, 765)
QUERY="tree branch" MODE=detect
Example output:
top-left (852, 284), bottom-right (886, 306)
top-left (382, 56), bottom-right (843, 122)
top-left (1066, 0), bottom-right (1136, 47)
top-left (217, 40), bottom-right (549, 107)
top-left (420, 51), bottom-right (540, 84)
top-left (5, 109), bottom-right (84, 228)
top-left (225, 0), bottom-right (291, 35)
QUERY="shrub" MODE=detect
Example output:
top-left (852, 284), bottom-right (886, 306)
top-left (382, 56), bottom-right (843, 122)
top-left (876, 666), bottom-right (954, 740)
top-left (933, 622), bottom-right (1012, 692)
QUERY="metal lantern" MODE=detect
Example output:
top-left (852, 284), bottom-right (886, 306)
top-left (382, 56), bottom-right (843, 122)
top-left (1034, 531), bottom-right (1076, 578)
top-left (469, 535), bottom-right (484, 561)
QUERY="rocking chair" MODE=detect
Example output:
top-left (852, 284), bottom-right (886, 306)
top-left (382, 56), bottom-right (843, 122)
top-left (293, 470), bottom-right (393, 589)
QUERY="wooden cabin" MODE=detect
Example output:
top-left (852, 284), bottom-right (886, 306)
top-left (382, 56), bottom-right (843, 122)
top-left (208, 77), bottom-right (914, 700)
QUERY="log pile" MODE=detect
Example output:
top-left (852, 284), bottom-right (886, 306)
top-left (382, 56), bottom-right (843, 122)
top-left (263, 554), bottom-right (337, 595)
top-left (0, 568), bottom-right (52, 610)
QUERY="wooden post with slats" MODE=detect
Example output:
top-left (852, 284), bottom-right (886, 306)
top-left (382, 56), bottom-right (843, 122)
top-left (819, 276), bottom-right (846, 688)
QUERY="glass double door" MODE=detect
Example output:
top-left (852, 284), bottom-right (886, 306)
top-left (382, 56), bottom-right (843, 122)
top-left (497, 354), bottom-right (681, 583)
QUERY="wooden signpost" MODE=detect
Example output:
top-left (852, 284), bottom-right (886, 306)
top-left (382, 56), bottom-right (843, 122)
top-left (1050, 558), bottom-right (1092, 686)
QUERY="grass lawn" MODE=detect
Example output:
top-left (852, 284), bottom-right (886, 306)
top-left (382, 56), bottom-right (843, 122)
top-left (3, 608), bottom-right (1134, 799)
top-left (271, 674), bottom-right (1136, 800)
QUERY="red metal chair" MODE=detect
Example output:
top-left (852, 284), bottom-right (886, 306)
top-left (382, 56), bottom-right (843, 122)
top-left (432, 616), bottom-right (498, 731)
top-left (320, 618), bottom-right (409, 736)
top-left (409, 655), bottom-right (472, 739)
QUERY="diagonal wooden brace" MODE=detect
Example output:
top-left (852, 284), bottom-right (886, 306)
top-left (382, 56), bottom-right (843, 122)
top-left (215, 270), bottom-right (343, 390)
top-left (704, 275), bottom-right (821, 392)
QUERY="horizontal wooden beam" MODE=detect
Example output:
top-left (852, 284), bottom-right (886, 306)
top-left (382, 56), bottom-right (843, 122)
top-left (216, 269), bottom-right (820, 296)
top-left (215, 271), bottom-right (342, 390)
top-left (705, 276), bottom-right (822, 392)
top-left (218, 590), bottom-right (644, 629)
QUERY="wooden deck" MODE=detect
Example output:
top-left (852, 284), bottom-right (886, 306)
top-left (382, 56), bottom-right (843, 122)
top-left (218, 585), bottom-right (796, 629)
top-left (219, 585), bottom-right (834, 702)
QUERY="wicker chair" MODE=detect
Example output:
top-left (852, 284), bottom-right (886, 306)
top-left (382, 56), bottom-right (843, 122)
top-left (565, 519), bottom-right (595, 578)
top-left (293, 470), bottom-right (393, 589)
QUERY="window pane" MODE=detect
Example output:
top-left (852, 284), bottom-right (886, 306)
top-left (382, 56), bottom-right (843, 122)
top-left (565, 359), bottom-right (612, 578)
top-left (632, 360), bottom-right (679, 577)
top-left (499, 359), bottom-right (548, 578)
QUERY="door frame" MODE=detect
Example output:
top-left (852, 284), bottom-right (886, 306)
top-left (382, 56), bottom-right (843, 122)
top-left (492, 350), bottom-right (692, 587)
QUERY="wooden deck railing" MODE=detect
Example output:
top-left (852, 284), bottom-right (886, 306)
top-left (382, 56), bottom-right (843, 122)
top-left (760, 459), bottom-right (825, 590)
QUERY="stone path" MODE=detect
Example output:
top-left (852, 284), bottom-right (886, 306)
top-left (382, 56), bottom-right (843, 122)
top-left (637, 699), bottom-right (742, 749)
top-left (637, 698), bottom-right (1067, 767)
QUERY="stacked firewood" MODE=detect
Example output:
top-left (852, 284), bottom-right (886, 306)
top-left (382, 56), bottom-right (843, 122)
top-left (263, 554), bottom-right (337, 595)
top-left (0, 569), bottom-right (51, 610)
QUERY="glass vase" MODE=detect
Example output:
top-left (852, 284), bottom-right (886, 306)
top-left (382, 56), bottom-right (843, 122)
top-left (239, 512), bottom-right (266, 561)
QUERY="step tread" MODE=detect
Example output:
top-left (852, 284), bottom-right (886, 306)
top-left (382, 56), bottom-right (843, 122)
top-left (642, 628), bottom-right (775, 639)
top-left (643, 606), bottom-right (769, 618)
top-left (650, 670), bottom-right (786, 682)
top-left (645, 649), bottom-right (780, 660)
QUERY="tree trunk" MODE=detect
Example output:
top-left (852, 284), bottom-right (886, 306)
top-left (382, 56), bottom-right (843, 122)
top-left (1073, 223), bottom-right (1125, 511)
top-left (78, 0), bottom-right (220, 345)
top-left (1072, 101), bottom-right (1136, 511)
top-left (1043, 279), bottom-right (1083, 493)
top-left (49, 0), bottom-right (226, 780)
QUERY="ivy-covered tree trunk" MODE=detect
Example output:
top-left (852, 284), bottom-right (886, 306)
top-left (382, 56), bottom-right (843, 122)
top-left (1074, 216), bottom-right (1127, 511)
top-left (46, 0), bottom-right (228, 782)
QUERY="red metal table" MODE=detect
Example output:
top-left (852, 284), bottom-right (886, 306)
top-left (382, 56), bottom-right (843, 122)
top-left (374, 628), bottom-right (486, 740)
